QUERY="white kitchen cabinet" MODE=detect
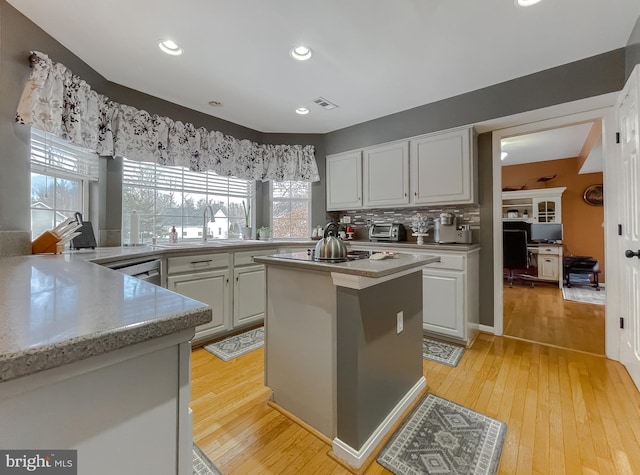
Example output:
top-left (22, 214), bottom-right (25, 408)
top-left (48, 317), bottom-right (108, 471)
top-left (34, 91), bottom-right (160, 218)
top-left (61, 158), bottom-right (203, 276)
top-left (168, 269), bottom-right (231, 344)
top-left (349, 244), bottom-right (480, 346)
top-left (363, 141), bottom-right (410, 207)
top-left (232, 248), bottom-right (276, 328)
top-left (325, 127), bottom-right (477, 211)
top-left (233, 265), bottom-right (266, 327)
top-left (410, 127), bottom-right (477, 205)
top-left (422, 268), bottom-right (465, 339)
top-left (166, 248), bottom-right (277, 345)
top-left (421, 250), bottom-right (479, 345)
top-left (326, 151), bottom-right (363, 210)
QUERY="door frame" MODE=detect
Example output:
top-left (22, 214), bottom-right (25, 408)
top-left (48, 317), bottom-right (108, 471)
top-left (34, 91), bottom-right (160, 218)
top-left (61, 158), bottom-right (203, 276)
top-left (490, 104), bottom-right (619, 360)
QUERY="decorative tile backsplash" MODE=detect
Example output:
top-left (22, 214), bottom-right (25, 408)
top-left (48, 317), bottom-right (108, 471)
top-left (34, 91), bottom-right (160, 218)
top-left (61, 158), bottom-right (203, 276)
top-left (327, 205), bottom-right (480, 243)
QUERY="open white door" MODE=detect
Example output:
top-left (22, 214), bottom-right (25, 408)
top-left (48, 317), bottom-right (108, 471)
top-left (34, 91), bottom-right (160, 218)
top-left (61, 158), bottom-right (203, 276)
top-left (617, 65), bottom-right (640, 391)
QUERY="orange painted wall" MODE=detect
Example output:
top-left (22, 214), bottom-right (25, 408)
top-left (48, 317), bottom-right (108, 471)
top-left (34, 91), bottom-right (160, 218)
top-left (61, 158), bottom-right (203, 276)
top-left (502, 157), bottom-right (605, 281)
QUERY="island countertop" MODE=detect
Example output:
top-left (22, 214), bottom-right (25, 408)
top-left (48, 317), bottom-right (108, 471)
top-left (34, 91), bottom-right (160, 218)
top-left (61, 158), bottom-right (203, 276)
top-left (0, 254), bottom-right (211, 383)
top-left (254, 252), bottom-right (439, 278)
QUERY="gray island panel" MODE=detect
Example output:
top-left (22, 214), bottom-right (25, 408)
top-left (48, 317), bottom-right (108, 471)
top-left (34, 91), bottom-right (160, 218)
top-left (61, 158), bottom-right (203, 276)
top-left (261, 251), bottom-right (428, 467)
top-left (336, 272), bottom-right (422, 450)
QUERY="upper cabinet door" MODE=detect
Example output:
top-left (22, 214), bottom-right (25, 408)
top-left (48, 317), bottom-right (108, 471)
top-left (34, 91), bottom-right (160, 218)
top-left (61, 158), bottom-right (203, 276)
top-left (533, 197), bottom-right (562, 223)
top-left (363, 141), bottom-right (410, 208)
top-left (326, 151), bottom-right (363, 210)
top-left (410, 127), bottom-right (477, 205)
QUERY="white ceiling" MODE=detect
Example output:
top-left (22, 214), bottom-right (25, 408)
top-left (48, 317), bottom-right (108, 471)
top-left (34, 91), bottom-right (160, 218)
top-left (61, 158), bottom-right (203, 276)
top-left (8, 0), bottom-right (640, 134)
top-left (501, 122), bottom-right (602, 171)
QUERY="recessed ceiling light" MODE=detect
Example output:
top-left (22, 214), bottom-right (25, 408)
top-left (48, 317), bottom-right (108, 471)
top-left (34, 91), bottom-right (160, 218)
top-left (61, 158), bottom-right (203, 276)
top-left (295, 107), bottom-right (310, 115)
top-left (158, 39), bottom-right (183, 56)
top-left (516, 0), bottom-right (542, 6)
top-left (501, 152), bottom-right (509, 160)
top-left (289, 45), bottom-right (313, 61)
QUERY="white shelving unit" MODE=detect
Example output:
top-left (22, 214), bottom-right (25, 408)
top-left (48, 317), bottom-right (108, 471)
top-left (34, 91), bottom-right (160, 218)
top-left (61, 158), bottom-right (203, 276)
top-left (501, 187), bottom-right (566, 223)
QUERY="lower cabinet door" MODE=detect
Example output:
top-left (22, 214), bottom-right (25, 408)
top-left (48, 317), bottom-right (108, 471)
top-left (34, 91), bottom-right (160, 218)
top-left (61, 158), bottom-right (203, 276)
top-left (168, 270), bottom-right (230, 342)
top-left (422, 268), bottom-right (465, 340)
top-left (538, 254), bottom-right (559, 281)
top-left (233, 265), bottom-right (266, 327)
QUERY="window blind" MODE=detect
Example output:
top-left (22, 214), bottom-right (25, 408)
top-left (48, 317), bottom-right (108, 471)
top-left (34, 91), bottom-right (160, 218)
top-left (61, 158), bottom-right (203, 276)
top-left (30, 128), bottom-right (99, 180)
top-left (122, 160), bottom-right (252, 197)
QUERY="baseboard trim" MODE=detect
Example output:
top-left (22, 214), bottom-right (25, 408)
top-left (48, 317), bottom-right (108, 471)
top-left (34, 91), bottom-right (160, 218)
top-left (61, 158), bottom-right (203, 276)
top-left (331, 376), bottom-right (426, 469)
top-left (479, 324), bottom-right (495, 334)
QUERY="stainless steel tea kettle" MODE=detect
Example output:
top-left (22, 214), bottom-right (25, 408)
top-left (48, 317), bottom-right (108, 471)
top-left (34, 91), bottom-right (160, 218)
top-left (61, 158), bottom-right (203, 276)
top-left (314, 223), bottom-right (347, 261)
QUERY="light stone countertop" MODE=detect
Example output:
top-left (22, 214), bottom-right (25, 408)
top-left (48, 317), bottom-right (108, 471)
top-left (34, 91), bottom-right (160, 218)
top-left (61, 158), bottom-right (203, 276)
top-left (0, 254), bottom-right (211, 382)
top-left (254, 252), bottom-right (440, 278)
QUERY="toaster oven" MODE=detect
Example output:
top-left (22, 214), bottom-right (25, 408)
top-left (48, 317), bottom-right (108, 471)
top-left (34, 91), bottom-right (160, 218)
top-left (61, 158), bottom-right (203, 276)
top-left (368, 223), bottom-right (407, 242)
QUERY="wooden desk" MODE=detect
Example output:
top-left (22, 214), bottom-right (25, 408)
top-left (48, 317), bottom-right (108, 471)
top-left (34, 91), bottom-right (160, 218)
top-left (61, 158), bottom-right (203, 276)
top-left (527, 243), bottom-right (563, 288)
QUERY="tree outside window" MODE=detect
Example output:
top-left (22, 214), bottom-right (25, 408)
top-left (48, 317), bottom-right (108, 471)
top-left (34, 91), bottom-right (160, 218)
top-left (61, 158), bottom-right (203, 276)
top-left (271, 181), bottom-right (311, 238)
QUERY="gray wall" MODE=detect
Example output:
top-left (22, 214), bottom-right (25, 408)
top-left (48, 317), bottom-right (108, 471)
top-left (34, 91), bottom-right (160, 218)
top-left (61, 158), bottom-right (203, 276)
top-left (0, 0), bottom-right (109, 230)
top-left (324, 50), bottom-right (627, 327)
top-left (477, 133), bottom-right (494, 325)
top-left (627, 14), bottom-right (640, 79)
top-left (324, 50), bottom-right (626, 155)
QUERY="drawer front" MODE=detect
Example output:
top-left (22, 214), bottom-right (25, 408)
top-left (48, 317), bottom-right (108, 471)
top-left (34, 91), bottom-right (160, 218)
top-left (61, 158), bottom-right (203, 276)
top-left (168, 253), bottom-right (229, 274)
top-left (537, 246), bottom-right (560, 255)
top-left (423, 254), bottom-right (465, 271)
top-left (234, 248), bottom-right (278, 266)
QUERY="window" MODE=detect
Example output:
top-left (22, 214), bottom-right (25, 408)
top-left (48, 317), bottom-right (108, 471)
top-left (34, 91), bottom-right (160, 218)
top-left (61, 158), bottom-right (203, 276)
top-left (30, 129), bottom-right (98, 238)
top-left (271, 181), bottom-right (311, 238)
top-left (122, 159), bottom-right (254, 243)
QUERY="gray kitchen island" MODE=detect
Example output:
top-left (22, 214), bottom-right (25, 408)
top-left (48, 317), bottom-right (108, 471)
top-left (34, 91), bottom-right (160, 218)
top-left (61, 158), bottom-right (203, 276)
top-left (254, 251), bottom-right (438, 470)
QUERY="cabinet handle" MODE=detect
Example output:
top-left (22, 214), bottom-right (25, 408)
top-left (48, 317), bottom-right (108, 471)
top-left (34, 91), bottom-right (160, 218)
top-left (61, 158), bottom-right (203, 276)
top-left (191, 259), bottom-right (213, 265)
top-left (404, 192), bottom-right (407, 197)
top-left (226, 278), bottom-right (229, 284)
top-left (414, 192), bottom-right (417, 196)
top-left (236, 276), bottom-right (239, 282)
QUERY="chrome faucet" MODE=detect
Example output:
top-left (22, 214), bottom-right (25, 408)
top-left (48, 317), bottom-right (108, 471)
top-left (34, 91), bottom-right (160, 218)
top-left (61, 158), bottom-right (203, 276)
top-left (203, 205), bottom-right (215, 242)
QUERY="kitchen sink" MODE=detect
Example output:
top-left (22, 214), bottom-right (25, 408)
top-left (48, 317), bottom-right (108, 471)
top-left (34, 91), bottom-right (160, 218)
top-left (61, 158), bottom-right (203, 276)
top-left (152, 241), bottom-right (224, 249)
top-left (151, 239), bottom-right (264, 249)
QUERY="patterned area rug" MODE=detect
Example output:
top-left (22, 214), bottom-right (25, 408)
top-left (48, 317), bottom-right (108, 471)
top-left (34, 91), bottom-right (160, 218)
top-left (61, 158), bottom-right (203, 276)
top-left (377, 393), bottom-right (507, 475)
top-left (423, 337), bottom-right (465, 367)
top-left (204, 326), bottom-right (264, 361)
top-left (193, 443), bottom-right (223, 475)
top-left (562, 287), bottom-right (605, 305)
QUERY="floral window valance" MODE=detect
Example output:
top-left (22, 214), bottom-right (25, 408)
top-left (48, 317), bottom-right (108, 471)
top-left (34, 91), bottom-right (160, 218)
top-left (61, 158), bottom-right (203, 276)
top-left (15, 51), bottom-right (320, 182)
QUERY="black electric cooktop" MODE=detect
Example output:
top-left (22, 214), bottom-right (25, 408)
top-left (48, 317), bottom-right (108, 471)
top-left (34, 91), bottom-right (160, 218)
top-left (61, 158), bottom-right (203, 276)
top-left (272, 249), bottom-right (372, 263)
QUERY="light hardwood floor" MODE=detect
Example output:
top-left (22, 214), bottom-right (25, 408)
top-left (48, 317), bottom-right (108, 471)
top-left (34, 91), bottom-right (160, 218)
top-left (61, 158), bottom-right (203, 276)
top-left (503, 283), bottom-right (605, 355)
top-left (191, 332), bottom-right (640, 474)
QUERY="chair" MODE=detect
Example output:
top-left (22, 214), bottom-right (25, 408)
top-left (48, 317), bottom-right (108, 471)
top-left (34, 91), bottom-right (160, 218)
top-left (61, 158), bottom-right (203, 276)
top-left (503, 230), bottom-right (530, 287)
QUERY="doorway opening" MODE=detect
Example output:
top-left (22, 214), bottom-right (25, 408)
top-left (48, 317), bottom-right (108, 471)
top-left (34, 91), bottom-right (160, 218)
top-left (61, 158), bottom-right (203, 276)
top-left (499, 122), bottom-right (606, 354)
top-left (490, 105), bottom-right (615, 357)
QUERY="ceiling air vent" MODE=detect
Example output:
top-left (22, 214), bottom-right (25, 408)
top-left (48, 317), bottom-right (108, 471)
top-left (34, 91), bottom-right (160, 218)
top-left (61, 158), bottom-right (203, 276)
top-left (313, 97), bottom-right (339, 110)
